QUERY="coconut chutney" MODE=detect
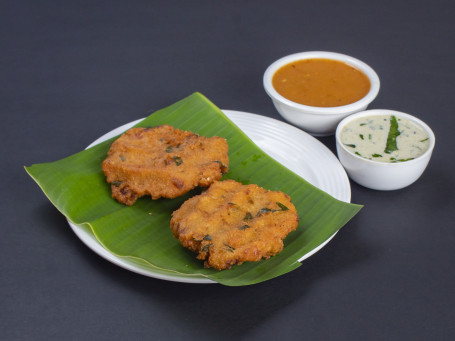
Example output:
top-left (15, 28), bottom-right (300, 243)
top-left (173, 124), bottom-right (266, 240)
top-left (340, 115), bottom-right (430, 162)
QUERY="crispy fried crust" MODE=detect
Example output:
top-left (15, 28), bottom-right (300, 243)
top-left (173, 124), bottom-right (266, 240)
top-left (170, 180), bottom-right (299, 270)
top-left (102, 126), bottom-right (229, 205)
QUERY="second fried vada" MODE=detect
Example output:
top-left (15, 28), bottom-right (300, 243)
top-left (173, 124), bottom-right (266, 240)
top-left (102, 125), bottom-right (229, 205)
top-left (170, 179), bottom-right (299, 270)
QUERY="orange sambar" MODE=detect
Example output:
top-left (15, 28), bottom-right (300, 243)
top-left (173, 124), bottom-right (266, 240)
top-left (272, 58), bottom-right (371, 107)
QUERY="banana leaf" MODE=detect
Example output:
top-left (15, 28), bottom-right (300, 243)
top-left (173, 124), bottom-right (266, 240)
top-left (25, 93), bottom-right (362, 286)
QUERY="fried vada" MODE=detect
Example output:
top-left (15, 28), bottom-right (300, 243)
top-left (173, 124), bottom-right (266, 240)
top-left (102, 125), bottom-right (229, 205)
top-left (170, 179), bottom-right (299, 270)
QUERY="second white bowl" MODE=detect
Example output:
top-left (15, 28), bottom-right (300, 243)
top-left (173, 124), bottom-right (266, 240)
top-left (335, 109), bottom-right (435, 190)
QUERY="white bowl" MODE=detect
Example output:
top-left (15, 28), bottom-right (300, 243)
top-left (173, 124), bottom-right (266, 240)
top-left (335, 109), bottom-right (435, 190)
top-left (263, 51), bottom-right (380, 136)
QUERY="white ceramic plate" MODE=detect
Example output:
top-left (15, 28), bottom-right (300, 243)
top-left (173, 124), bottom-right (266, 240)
top-left (68, 110), bottom-right (351, 284)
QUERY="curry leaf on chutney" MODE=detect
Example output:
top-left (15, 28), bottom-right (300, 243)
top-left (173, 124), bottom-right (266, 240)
top-left (384, 115), bottom-right (400, 154)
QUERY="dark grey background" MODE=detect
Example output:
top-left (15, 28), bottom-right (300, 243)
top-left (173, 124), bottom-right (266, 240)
top-left (2, 0), bottom-right (454, 340)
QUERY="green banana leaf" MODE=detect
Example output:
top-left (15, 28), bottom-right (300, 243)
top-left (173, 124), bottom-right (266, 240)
top-left (25, 93), bottom-right (362, 286)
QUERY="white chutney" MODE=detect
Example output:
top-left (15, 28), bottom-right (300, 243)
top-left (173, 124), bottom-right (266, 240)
top-left (340, 115), bottom-right (430, 162)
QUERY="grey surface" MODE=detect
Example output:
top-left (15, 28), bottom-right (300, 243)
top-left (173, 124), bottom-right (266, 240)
top-left (2, 0), bottom-right (455, 340)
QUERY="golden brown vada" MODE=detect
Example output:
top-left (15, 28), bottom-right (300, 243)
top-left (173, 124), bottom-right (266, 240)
top-left (102, 126), bottom-right (229, 205)
top-left (170, 179), bottom-right (299, 270)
